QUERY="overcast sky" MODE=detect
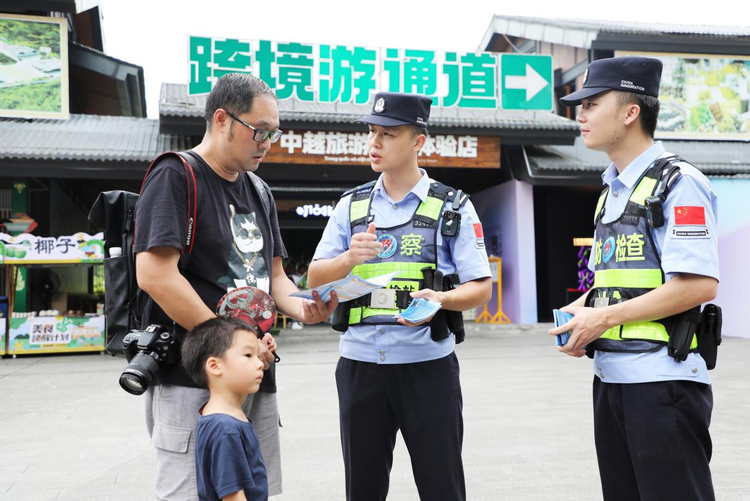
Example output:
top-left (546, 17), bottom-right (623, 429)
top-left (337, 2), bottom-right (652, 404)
top-left (99, 0), bottom-right (750, 118)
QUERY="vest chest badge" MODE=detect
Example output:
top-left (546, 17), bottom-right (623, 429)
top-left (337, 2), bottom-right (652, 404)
top-left (602, 236), bottom-right (616, 263)
top-left (377, 233), bottom-right (397, 259)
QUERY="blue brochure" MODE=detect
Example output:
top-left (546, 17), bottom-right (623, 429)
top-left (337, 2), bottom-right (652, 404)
top-left (553, 309), bottom-right (574, 346)
top-left (398, 298), bottom-right (442, 324)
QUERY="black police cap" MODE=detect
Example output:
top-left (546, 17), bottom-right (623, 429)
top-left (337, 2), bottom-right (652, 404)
top-left (356, 92), bottom-right (431, 129)
top-left (560, 56), bottom-right (663, 107)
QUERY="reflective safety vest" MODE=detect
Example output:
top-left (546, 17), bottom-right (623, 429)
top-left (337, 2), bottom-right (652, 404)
top-left (589, 156), bottom-right (698, 353)
top-left (339, 180), bottom-right (464, 327)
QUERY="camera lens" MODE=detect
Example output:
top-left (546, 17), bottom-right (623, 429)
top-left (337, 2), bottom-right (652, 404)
top-left (119, 352), bottom-right (160, 395)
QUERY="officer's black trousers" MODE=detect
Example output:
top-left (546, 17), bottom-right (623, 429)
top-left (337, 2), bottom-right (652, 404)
top-left (335, 353), bottom-right (465, 501)
top-left (593, 377), bottom-right (714, 501)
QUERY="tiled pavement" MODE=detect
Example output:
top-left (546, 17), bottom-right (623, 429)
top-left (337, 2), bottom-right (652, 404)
top-left (1, 324), bottom-right (748, 500)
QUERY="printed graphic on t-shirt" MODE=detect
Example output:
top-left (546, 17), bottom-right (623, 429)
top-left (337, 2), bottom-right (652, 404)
top-left (219, 204), bottom-right (270, 293)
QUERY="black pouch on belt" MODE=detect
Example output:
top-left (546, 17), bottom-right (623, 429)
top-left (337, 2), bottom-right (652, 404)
top-left (443, 275), bottom-right (466, 344)
top-left (331, 301), bottom-right (351, 332)
top-left (698, 303), bottom-right (722, 370)
top-left (422, 266), bottom-right (449, 341)
top-left (667, 307), bottom-right (703, 362)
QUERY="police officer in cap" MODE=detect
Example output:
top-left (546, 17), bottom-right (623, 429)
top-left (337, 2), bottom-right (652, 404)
top-left (552, 57), bottom-right (719, 500)
top-left (308, 92), bottom-right (492, 501)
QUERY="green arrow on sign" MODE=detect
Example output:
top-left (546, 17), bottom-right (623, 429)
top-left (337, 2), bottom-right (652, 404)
top-left (500, 54), bottom-right (554, 111)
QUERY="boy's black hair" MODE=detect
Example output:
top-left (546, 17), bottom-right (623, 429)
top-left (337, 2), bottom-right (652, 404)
top-left (204, 73), bottom-right (276, 132)
top-left (181, 316), bottom-right (254, 388)
top-left (613, 90), bottom-right (661, 139)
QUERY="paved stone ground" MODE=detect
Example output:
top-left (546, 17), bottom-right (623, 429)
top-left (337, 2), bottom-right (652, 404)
top-left (1, 324), bottom-right (748, 500)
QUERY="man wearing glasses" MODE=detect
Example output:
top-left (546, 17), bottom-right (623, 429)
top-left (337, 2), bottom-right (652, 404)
top-left (135, 73), bottom-right (338, 500)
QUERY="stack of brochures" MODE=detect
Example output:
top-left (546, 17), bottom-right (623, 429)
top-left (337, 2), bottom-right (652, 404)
top-left (553, 309), bottom-right (574, 346)
top-left (398, 298), bottom-right (442, 324)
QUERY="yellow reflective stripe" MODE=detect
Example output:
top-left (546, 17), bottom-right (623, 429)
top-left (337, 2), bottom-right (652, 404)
top-left (630, 177), bottom-right (658, 206)
top-left (350, 199), bottom-right (369, 222)
top-left (415, 196), bottom-right (443, 220)
top-left (349, 307), bottom-right (402, 323)
top-left (600, 323), bottom-right (697, 347)
top-left (621, 321), bottom-right (669, 342)
top-left (362, 307), bottom-right (401, 317)
top-left (600, 326), bottom-right (621, 340)
top-left (594, 189), bottom-right (608, 223)
top-left (594, 269), bottom-right (662, 289)
top-left (352, 262), bottom-right (435, 281)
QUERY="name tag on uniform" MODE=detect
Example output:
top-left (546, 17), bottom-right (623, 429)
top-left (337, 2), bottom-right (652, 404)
top-left (671, 227), bottom-right (710, 239)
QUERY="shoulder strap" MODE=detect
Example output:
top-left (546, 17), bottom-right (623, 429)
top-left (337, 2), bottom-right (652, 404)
top-left (594, 186), bottom-right (609, 227)
top-left (245, 171), bottom-right (275, 280)
top-left (246, 171), bottom-right (272, 217)
top-left (414, 181), bottom-right (458, 226)
top-left (342, 180), bottom-right (376, 199)
top-left (138, 151), bottom-right (199, 272)
top-left (346, 181), bottom-right (377, 228)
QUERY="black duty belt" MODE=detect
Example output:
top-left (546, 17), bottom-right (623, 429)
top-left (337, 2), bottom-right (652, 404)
top-left (351, 289), bottom-right (413, 310)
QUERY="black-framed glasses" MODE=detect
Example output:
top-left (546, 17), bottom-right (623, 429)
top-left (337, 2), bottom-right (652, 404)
top-left (225, 110), bottom-right (283, 143)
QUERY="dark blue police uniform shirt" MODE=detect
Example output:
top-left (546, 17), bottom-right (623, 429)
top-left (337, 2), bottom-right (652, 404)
top-left (195, 413), bottom-right (268, 501)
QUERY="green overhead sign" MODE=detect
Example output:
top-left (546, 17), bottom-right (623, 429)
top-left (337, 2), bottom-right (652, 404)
top-left (500, 54), bottom-right (553, 111)
top-left (188, 37), bottom-right (556, 113)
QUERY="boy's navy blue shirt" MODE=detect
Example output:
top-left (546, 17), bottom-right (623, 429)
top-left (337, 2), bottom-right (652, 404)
top-left (195, 412), bottom-right (268, 501)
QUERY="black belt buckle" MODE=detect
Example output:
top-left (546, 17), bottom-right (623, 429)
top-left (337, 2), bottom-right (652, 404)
top-left (441, 210), bottom-right (461, 237)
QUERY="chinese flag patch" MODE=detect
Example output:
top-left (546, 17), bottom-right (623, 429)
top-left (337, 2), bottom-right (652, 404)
top-left (473, 223), bottom-right (484, 238)
top-left (674, 206), bottom-right (706, 226)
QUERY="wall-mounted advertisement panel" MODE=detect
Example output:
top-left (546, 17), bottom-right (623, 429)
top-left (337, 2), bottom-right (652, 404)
top-left (617, 51), bottom-right (750, 140)
top-left (0, 13), bottom-right (69, 120)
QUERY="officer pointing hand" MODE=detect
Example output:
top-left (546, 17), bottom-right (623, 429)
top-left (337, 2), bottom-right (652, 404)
top-left (346, 222), bottom-right (382, 267)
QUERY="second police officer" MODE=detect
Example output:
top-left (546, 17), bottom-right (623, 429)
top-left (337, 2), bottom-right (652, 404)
top-left (551, 56), bottom-right (719, 501)
top-left (308, 92), bottom-right (492, 501)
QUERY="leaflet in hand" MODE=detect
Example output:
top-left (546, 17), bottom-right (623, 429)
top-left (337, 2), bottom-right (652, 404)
top-left (398, 298), bottom-right (442, 324)
top-left (290, 271), bottom-right (402, 303)
top-left (553, 309), bottom-right (574, 346)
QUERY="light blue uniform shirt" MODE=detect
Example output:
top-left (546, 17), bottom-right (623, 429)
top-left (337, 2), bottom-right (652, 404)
top-left (589, 141), bottom-right (719, 385)
top-left (313, 169), bottom-right (491, 364)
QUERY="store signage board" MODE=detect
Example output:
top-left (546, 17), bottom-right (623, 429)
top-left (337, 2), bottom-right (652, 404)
top-left (9, 315), bottom-right (105, 354)
top-left (266, 129), bottom-right (501, 168)
top-left (0, 232), bottom-right (104, 264)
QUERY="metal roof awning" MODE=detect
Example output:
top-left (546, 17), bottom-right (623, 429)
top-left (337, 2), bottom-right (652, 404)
top-left (519, 137), bottom-right (750, 186)
top-left (159, 83), bottom-right (580, 145)
top-left (0, 114), bottom-right (189, 179)
top-left (479, 15), bottom-right (750, 55)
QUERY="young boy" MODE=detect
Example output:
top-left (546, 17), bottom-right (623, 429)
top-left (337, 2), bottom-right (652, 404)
top-left (182, 316), bottom-right (269, 501)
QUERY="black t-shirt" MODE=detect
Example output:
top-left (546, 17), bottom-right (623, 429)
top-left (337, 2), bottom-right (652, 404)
top-left (134, 152), bottom-right (286, 391)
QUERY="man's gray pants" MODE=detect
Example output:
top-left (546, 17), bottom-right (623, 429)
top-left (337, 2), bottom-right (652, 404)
top-left (145, 384), bottom-right (282, 500)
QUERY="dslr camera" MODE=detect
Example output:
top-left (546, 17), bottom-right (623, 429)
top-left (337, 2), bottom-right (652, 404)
top-left (119, 325), bottom-right (178, 395)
